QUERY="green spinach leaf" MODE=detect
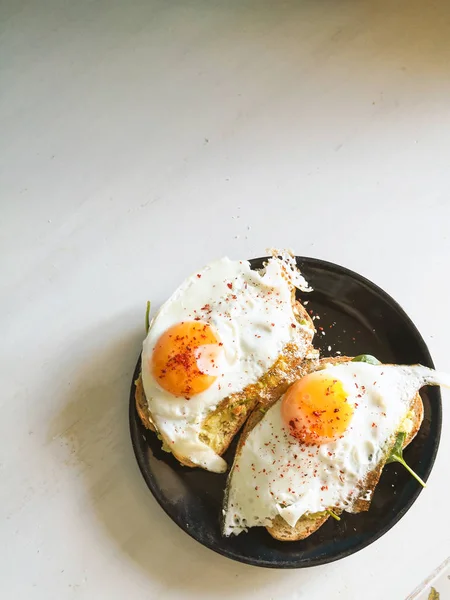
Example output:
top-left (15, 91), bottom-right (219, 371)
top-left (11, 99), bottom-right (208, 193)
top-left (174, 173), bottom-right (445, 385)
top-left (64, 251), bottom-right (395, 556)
top-left (145, 301), bottom-right (151, 333)
top-left (352, 354), bottom-right (381, 365)
top-left (386, 431), bottom-right (426, 487)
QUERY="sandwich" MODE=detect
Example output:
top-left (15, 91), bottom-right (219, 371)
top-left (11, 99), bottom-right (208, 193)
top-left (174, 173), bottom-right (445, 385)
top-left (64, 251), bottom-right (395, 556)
top-left (135, 251), bottom-right (317, 473)
top-left (222, 354), bottom-right (449, 538)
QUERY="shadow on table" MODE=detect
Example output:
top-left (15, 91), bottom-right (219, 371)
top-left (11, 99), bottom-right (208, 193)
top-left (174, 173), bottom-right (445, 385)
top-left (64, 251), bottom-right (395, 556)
top-left (48, 317), bottom-right (319, 595)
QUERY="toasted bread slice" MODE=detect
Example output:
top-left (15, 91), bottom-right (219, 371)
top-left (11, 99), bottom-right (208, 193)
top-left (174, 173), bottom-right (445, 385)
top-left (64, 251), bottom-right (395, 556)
top-left (135, 298), bottom-right (317, 469)
top-left (267, 405), bottom-right (423, 541)
top-left (228, 355), bottom-right (424, 541)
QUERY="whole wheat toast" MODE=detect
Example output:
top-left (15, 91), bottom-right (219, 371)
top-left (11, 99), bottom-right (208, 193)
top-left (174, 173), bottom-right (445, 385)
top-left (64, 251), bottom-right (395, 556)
top-left (229, 355), bottom-right (424, 541)
top-left (135, 298), bottom-right (317, 469)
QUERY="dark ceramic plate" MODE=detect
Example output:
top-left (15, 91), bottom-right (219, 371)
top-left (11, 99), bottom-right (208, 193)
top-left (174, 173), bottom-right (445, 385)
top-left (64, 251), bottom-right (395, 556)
top-left (129, 257), bottom-right (442, 568)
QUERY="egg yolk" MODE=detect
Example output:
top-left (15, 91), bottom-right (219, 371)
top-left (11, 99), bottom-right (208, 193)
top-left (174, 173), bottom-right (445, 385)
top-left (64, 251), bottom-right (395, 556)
top-left (281, 373), bottom-right (353, 445)
top-left (151, 321), bottom-right (221, 398)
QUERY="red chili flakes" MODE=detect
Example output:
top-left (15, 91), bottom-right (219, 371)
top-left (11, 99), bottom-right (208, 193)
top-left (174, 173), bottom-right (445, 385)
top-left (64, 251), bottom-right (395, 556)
top-left (321, 485), bottom-right (328, 491)
top-left (271, 322), bottom-right (275, 327)
top-left (291, 323), bottom-right (296, 328)
top-left (196, 274), bottom-right (201, 278)
top-left (168, 352), bottom-right (191, 371)
top-left (328, 451), bottom-right (332, 457)
top-left (371, 422), bottom-right (377, 428)
top-left (227, 283), bottom-right (233, 290)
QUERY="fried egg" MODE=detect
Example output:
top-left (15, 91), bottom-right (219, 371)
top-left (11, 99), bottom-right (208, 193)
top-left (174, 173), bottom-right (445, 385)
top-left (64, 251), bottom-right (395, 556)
top-left (141, 253), bottom-right (312, 473)
top-left (223, 361), bottom-right (450, 535)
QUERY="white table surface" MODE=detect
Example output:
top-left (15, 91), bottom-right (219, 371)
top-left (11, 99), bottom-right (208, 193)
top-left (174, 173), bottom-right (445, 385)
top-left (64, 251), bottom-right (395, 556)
top-left (1, 0), bottom-right (449, 598)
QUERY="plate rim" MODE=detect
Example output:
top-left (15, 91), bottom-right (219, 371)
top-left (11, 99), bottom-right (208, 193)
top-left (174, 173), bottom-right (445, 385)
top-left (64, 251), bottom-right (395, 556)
top-left (129, 256), bottom-right (442, 568)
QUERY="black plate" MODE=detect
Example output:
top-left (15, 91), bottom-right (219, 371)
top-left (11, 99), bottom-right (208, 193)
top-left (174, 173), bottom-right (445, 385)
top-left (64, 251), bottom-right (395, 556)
top-left (129, 257), bottom-right (442, 568)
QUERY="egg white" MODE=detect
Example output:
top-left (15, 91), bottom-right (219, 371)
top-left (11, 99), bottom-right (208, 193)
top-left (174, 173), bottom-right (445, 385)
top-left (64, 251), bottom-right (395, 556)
top-left (141, 255), bottom-right (312, 473)
top-left (223, 362), bottom-right (450, 534)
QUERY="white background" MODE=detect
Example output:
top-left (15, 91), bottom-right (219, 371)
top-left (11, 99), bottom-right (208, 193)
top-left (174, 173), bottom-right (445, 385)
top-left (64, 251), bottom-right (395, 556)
top-left (1, 0), bottom-right (449, 598)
